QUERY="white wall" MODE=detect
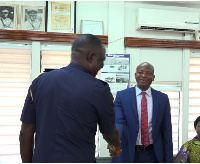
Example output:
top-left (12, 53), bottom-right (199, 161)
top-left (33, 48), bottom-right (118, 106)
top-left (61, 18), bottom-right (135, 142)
top-left (76, 1), bottom-right (108, 34)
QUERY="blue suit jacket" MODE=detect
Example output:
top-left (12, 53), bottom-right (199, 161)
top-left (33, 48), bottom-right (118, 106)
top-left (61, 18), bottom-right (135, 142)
top-left (111, 86), bottom-right (173, 163)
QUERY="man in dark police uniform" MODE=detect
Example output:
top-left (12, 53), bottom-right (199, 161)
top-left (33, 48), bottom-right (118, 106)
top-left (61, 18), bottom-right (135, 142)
top-left (19, 34), bottom-right (121, 163)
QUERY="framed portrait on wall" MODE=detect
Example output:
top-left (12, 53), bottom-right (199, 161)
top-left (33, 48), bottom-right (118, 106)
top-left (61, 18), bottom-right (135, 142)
top-left (21, 6), bottom-right (46, 31)
top-left (46, 1), bottom-right (76, 33)
top-left (0, 3), bottom-right (18, 30)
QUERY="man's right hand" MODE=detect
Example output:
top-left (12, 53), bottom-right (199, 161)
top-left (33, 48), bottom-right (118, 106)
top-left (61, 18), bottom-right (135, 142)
top-left (103, 126), bottom-right (121, 157)
top-left (107, 144), bottom-right (121, 157)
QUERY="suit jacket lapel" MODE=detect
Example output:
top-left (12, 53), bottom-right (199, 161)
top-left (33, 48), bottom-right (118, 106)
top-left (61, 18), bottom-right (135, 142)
top-left (152, 88), bottom-right (158, 130)
top-left (129, 87), bottom-right (138, 120)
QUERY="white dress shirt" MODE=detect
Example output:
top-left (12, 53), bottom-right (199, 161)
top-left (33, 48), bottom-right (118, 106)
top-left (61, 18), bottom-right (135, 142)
top-left (135, 85), bottom-right (153, 145)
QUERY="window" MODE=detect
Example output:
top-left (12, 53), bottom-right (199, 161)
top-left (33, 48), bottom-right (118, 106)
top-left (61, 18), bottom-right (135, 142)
top-left (41, 50), bottom-right (71, 72)
top-left (0, 48), bottom-right (31, 163)
top-left (162, 90), bottom-right (180, 154)
top-left (188, 56), bottom-right (200, 139)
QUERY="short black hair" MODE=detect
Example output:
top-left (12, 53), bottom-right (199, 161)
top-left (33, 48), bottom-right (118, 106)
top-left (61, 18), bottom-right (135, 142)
top-left (194, 116), bottom-right (200, 130)
top-left (71, 34), bottom-right (103, 52)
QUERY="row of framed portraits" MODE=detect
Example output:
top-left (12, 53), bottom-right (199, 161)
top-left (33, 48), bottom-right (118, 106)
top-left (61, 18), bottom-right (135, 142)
top-left (0, 2), bottom-right (75, 33)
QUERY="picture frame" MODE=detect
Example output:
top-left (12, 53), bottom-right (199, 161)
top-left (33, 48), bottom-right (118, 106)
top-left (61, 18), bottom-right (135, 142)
top-left (81, 20), bottom-right (103, 35)
top-left (21, 5), bottom-right (46, 31)
top-left (0, 3), bottom-right (18, 30)
top-left (46, 1), bottom-right (76, 33)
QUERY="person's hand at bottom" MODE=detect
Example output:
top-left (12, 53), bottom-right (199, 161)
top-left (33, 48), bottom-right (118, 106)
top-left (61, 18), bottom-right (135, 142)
top-left (107, 144), bottom-right (122, 157)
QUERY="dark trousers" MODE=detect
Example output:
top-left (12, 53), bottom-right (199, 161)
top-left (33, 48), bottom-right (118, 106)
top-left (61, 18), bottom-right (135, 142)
top-left (134, 145), bottom-right (158, 163)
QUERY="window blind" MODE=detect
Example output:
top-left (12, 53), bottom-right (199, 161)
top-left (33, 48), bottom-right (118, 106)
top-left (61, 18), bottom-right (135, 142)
top-left (41, 50), bottom-right (71, 72)
top-left (162, 91), bottom-right (180, 154)
top-left (188, 57), bottom-right (200, 139)
top-left (0, 48), bottom-right (31, 163)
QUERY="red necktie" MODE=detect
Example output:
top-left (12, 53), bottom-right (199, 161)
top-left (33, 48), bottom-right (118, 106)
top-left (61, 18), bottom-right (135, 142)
top-left (141, 91), bottom-right (150, 146)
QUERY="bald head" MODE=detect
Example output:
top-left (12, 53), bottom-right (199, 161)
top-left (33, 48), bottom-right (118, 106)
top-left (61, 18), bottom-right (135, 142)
top-left (136, 62), bottom-right (154, 74)
top-left (71, 34), bottom-right (106, 77)
top-left (71, 34), bottom-right (104, 60)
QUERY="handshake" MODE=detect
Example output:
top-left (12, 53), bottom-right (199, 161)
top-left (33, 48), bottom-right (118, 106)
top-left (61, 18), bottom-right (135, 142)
top-left (107, 144), bottom-right (122, 157)
top-left (103, 126), bottom-right (121, 158)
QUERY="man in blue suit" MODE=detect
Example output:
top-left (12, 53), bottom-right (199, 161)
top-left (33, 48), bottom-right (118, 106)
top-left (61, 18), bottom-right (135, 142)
top-left (111, 62), bottom-right (173, 163)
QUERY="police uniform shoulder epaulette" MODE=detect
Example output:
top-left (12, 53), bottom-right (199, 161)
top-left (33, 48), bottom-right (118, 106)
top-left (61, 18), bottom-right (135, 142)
top-left (30, 89), bottom-right (34, 101)
top-left (30, 72), bottom-right (45, 101)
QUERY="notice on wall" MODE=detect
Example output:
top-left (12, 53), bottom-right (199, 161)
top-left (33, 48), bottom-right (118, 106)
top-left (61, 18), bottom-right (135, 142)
top-left (51, 2), bottom-right (71, 30)
top-left (101, 54), bottom-right (130, 97)
top-left (81, 20), bottom-right (103, 35)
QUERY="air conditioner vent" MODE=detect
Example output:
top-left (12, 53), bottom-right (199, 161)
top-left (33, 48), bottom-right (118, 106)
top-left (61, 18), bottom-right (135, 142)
top-left (136, 8), bottom-right (199, 33)
top-left (140, 26), bottom-right (195, 33)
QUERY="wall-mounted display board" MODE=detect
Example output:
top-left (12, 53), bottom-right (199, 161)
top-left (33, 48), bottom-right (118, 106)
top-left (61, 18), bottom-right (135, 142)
top-left (101, 54), bottom-right (130, 97)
